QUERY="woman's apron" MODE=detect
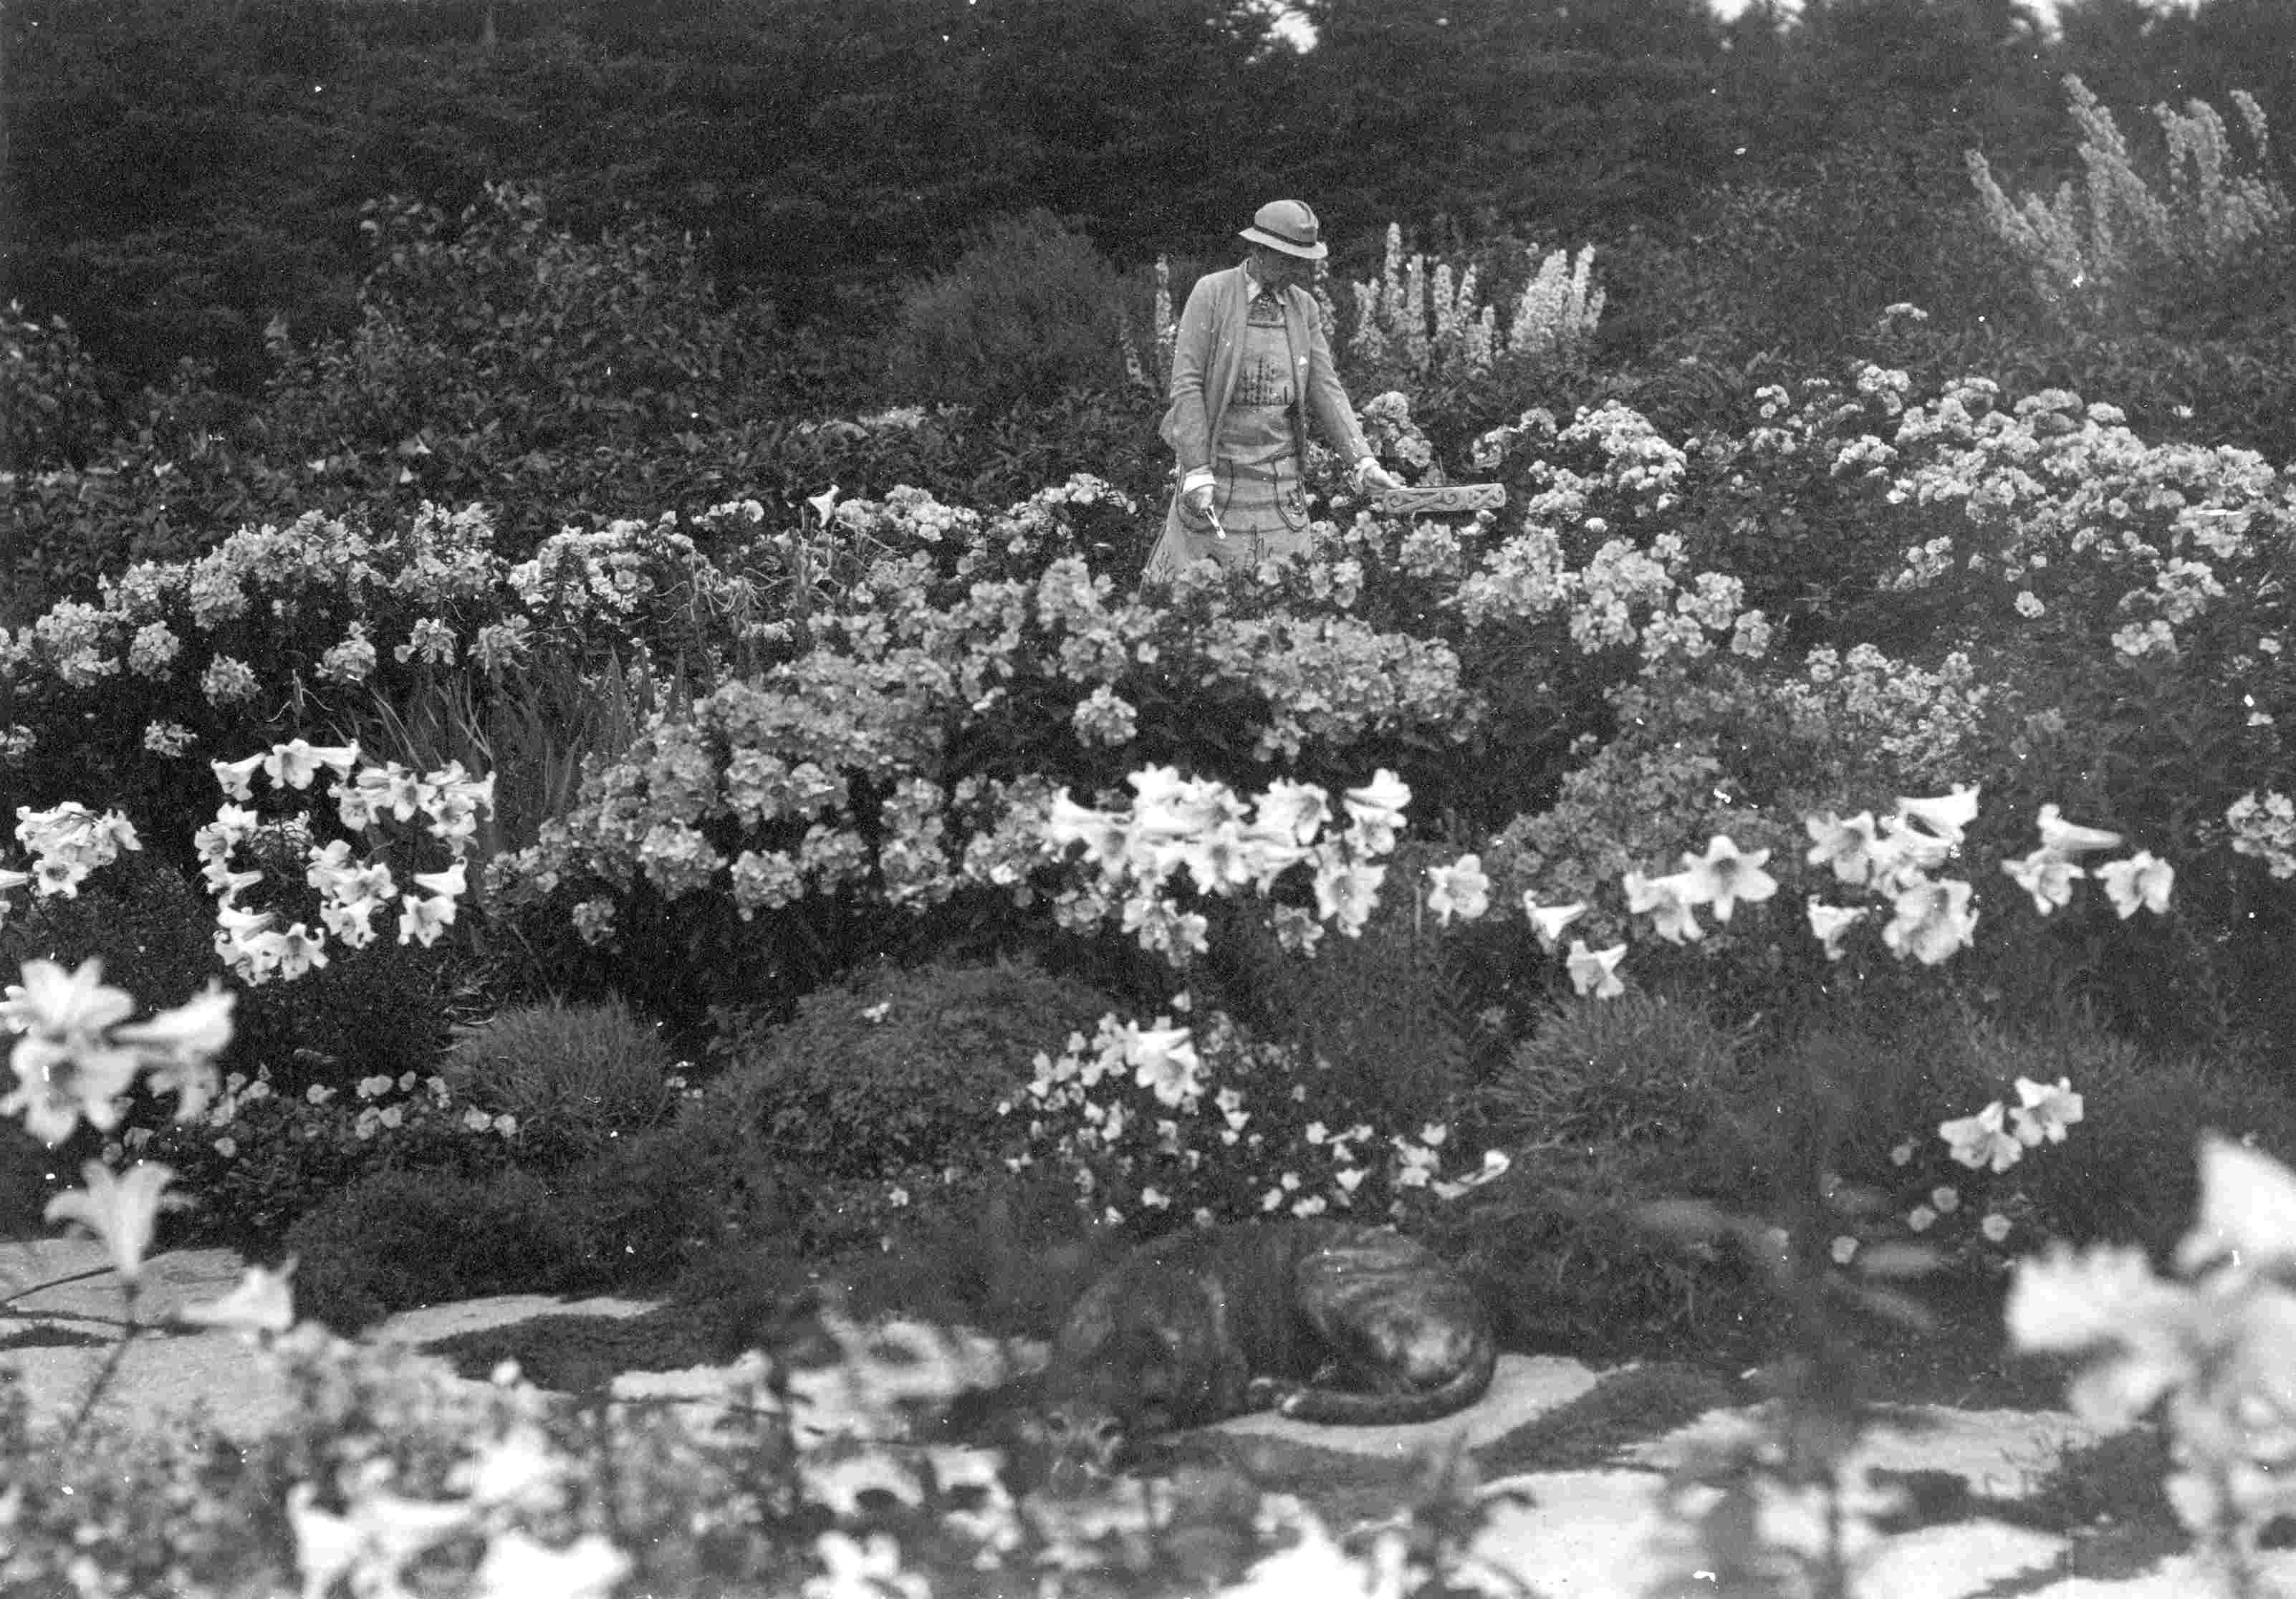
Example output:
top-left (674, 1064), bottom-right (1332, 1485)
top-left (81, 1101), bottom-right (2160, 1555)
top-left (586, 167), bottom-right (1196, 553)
top-left (1144, 294), bottom-right (1312, 580)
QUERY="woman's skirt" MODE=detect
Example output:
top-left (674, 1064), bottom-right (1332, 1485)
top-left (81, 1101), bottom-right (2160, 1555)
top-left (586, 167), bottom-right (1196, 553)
top-left (1142, 404), bottom-right (1311, 582)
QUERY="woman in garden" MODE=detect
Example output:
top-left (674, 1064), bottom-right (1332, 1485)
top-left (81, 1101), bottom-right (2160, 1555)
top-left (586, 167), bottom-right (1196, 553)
top-left (1143, 199), bottom-right (1403, 580)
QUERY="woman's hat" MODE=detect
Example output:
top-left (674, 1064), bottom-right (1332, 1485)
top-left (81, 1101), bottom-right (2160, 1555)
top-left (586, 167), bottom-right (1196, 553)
top-left (1239, 199), bottom-right (1327, 260)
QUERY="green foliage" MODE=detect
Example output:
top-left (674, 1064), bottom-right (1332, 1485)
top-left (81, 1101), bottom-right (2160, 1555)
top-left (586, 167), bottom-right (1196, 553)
top-left (1481, 987), bottom-right (1754, 1151)
top-left (282, 1165), bottom-right (591, 1332)
top-left (548, 1108), bottom-right (789, 1287)
top-left (438, 992), bottom-right (681, 1169)
top-left (1432, 1158), bottom-right (1783, 1358)
top-left (885, 211), bottom-right (1135, 410)
top-left (701, 954), bottom-right (1126, 1181)
top-left (264, 182), bottom-right (731, 461)
top-left (0, 1125), bottom-right (65, 1242)
top-left (0, 302), bottom-right (112, 472)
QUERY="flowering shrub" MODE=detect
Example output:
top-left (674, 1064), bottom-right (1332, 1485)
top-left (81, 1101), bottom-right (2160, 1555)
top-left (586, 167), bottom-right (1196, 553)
top-left (124, 1065), bottom-right (522, 1249)
top-left (3, 957), bottom-right (1509, 1598)
top-left (1967, 76), bottom-right (2290, 328)
top-left (702, 954), bottom-right (1128, 1181)
top-left (1002, 1000), bottom-right (1507, 1233)
top-left (1338, 223), bottom-right (1606, 388)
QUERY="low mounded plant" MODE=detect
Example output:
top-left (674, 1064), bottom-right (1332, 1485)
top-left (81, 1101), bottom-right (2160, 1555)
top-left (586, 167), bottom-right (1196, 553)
top-left (281, 1166), bottom-right (592, 1334)
top-left (702, 954), bottom-right (1126, 1181)
top-left (1479, 986), bottom-right (1754, 1152)
top-left (437, 992), bottom-right (682, 1170)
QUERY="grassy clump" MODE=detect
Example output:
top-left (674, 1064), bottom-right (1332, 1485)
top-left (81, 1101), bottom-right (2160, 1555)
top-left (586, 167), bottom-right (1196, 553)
top-left (1479, 986), bottom-right (1757, 1151)
top-left (438, 992), bottom-right (681, 1170)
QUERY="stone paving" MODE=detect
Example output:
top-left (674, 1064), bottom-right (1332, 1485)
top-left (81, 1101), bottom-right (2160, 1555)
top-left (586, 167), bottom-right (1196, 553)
top-left (7, 1239), bottom-right (2293, 1597)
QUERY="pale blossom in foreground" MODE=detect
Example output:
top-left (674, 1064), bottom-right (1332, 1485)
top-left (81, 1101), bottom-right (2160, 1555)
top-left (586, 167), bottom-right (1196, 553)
top-left (177, 1259), bottom-right (298, 1337)
top-left (44, 1160), bottom-right (182, 1285)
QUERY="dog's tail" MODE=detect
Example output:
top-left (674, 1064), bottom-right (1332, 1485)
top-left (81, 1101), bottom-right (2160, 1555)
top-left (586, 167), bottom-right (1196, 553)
top-left (1277, 1333), bottom-right (1496, 1426)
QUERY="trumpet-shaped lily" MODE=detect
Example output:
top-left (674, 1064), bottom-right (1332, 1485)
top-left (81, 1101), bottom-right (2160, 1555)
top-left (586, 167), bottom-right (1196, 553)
top-left (1806, 898), bottom-right (1868, 960)
top-left (1940, 1100), bottom-right (2022, 1173)
top-left (1523, 897), bottom-right (1588, 951)
top-left (2035, 802), bottom-right (2124, 857)
top-left (2002, 847), bottom-right (2085, 914)
top-left (1883, 875), bottom-right (1978, 964)
top-left (1896, 784), bottom-right (1982, 845)
top-left (1424, 855), bottom-right (1490, 926)
top-left (2010, 1075), bottom-right (2084, 1147)
top-left (211, 752), bottom-right (267, 800)
top-left (1623, 870), bottom-right (1704, 944)
top-left (1805, 810), bottom-right (1882, 888)
top-left (2098, 851), bottom-right (2175, 918)
top-left (1676, 835), bottom-right (1777, 923)
top-left (1565, 938), bottom-right (1627, 999)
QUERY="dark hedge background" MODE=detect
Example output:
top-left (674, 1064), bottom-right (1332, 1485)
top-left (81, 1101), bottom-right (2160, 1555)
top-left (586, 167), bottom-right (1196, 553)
top-left (5, 0), bottom-right (2291, 404)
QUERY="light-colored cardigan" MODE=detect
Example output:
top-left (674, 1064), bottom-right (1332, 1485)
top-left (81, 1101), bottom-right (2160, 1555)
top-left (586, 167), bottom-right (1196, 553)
top-left (1159, 264), bottom-right (1372, 504)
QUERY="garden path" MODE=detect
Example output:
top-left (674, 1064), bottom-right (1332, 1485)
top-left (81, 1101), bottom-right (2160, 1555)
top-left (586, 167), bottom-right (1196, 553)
top-left (4, 1239), bottom-right (2290, 1598)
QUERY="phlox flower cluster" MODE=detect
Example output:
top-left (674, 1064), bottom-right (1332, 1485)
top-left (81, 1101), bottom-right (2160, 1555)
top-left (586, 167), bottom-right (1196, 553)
top-left (1881, 370), bottom-right (2294, 667)
top-left (1044, 767), bottom-right (1410, 965)
top-left (2226, 789), bottom-right (2296, 878)
top-left (491, 532), bottom-right (1468, 943)
top-left (2007, 1135), bottom-right (2296, 1562)
top-left (506, 514), bottom-right (752, 643)
top-left (198, 738), bottom-right (494, 982)
top-left (1000, 1002), bottom-right (1509, 1229)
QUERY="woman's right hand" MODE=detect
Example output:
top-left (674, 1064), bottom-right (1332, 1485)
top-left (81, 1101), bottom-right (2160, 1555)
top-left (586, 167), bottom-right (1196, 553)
top-left (1179, 481), bottom-right (1221, 534)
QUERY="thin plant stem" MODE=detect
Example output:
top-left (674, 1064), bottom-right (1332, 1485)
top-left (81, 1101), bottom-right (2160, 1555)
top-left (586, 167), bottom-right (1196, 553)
top-left (57, 1280), bottom-right (143, 1451)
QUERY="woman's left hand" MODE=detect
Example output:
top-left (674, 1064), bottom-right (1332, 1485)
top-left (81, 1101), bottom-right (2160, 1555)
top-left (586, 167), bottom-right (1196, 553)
top-left (1355, 458), bottom-right (1403, 494)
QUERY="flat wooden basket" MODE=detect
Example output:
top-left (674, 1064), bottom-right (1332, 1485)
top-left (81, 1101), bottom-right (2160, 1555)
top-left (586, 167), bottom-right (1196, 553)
top-left (1369, 484), bottom-right (1507, 515)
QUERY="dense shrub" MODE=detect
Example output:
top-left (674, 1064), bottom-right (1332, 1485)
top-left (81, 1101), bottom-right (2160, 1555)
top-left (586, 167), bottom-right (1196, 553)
top-left (701, 954), bottom-right (1126, 1181)
top-left (1944, 1014), bottom-right (2296, 1262)
top-left (437, 992), bottom-right (681, 1169)
top-left (885, 211), bottom-right (1135, 410)
top-left (549, 1109), bottom-right (788, 1287)
top-left (282, 1166), bottom-right (591, 1333)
